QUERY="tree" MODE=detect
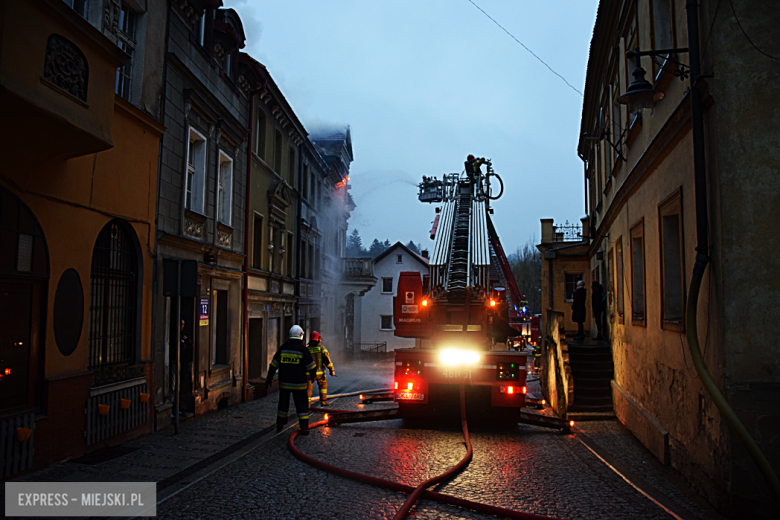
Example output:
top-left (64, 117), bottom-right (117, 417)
top-left (347, 228), bottom-right (364, 257)
top-left (406, 240), bottom-right (421, 254)
top-left (508, 237), bottom-right (542, 315)
top-left (383, 239), bottom-right (391, 250)
top-left (367, 238), bottom-right (385, 258)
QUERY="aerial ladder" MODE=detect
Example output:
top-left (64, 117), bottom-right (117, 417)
top-left (390, 160), bottom-right (568, 430)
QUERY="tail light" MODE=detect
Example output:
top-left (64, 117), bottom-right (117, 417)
top-left (500, 385), bottom-right (524, 394)
top-left (407, 382), bottom-right (414, 390)
top-left (422, 299), bottom-right (428, 307)
top-left (394, 381), bottom-right (398, 390)
top-left (522, 386), bottom-right (527, 394)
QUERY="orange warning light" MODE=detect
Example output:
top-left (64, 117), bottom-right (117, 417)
top-left (569, 420), bottom-right (575, 427)
top-left (422, 299), bottom-right (428, 307)
top-left (489, 299), bottom-right (496, 307)
top-left (4, 368), bottom-right (10, 376)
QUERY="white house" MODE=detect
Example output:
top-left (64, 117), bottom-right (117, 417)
top-left (355, 242), bottom-right (429, 352)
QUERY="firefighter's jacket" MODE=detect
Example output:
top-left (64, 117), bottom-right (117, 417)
top-left (307, 340), bottom-right (334, 376)
top-left (266, 339), bottom-right (317, 391)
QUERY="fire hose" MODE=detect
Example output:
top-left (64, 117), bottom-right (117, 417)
top-left (288, 386), bottom-right (561, 520)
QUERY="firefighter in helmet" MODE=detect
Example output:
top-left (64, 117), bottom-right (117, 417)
top-left (266, 325), bottom-right (317, 435)
top-left (306, 331), bottom-right (336, 406)
top-left (465, 154), bottom-right (487, 183)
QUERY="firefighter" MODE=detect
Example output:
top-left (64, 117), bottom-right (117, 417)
top-left (464, 154), bottom-right (487, 183)
top-left (306, 331), bottom-right (336, 406)
top-left (266, 325), bottom-right (317, 435)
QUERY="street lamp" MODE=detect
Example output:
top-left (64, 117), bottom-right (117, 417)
top-left (617, 48), bottom-right (688, 114)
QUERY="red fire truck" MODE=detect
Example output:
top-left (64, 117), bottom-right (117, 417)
top-left (393, 162), bottom-right (533, 416)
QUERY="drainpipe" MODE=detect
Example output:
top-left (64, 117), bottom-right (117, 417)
top-left (683, 0), bottom-right (780, 504)
top-left (243, 82), bottom-right (266, 403)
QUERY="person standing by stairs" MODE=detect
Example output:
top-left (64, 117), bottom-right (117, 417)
top-left (572, 280), bottom-right (587, 340)
top-left (591, 281), bottom-right (606, 340)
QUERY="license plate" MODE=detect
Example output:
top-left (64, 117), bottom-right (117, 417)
top-left (396, 392), bottom-right (425, 401)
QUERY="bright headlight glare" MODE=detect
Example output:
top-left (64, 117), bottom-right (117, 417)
top-left (439, 349), bottom-right (480, 366)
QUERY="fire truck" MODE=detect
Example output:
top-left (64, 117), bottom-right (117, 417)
top-left (393, 161), bottom-right (534, 416)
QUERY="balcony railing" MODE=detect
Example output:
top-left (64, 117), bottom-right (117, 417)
top-left (553, 221), bottom-right (583, 242)
top-left (343, 257), bottom-right (374, 278)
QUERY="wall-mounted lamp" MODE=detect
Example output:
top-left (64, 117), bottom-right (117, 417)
top-left (617, 47), bottom-right (689, 114)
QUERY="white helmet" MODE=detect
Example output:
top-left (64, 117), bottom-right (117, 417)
top-left (289, 325), bottom-right (304, 339)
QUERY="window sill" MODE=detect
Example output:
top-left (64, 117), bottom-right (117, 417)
top-left (632, 317), bottom-right (646, 327)
top-left (185, 209), bottom-right (208, 223)
top-left (662, 320), bottom-right (685, 332)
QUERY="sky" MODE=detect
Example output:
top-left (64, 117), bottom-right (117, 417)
top-left (224, 0), bottom-right (599, 254)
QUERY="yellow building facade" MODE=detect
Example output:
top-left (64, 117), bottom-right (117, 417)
top-left (579, 1), bottom-right (780, 516)
top-left (0, 0), bottom-right (165, 474)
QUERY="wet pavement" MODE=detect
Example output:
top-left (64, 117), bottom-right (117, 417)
top-left (6, 357), bottom-right (726, 519)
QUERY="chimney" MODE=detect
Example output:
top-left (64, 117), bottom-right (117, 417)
top-left (421, 249), bottom-right (429, 258)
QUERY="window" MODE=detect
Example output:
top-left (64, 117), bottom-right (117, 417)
top-left (269, 227), bottom-right (278, 273)
top-left (396, 254), bottom-right (403, 264)
top-left (302, 164), bottom-right (309, 200)
top-left (314, 245), bottom-right (321, 280)
top-left (380, 315), bottom-right (393, 330)
top-left (274, 130), bottom-right (283, 174)
top-left (0, 188), bottom-right (48, 414)
top-left (252, 214), bottom-right (263, 269)
top-left (218, 151), bottom-right (233, 225)
top-left (212, 289), bottom-right (228, 366)
top-left (253, 109), bottom-right (266, 159)
top-left (382, 277), bottom-right (393, 293)
top-left (659, 190), bottom-right (685, 329)
top-left (286, 232), bottom-right (294, 277)
top-left (564, 273), bottom-right (583, 302)
top-left (194, 14), bottom-right (206, 47)
top-left (185, 128), bottom-right (207, 213)
top-left (62, 0), bottom-right (86, 17)
top-left (307, 243), bottom-right (314, 279)
top-left (616, 237), bottom-right (624, 322)
top-left (115, 4), bottom-right (136, 100)
top-left (300, 239), bottom-right (307, 279)
top-left (630, 220), bottom-right (646, 324)
top-left (224, 52), bottom-right (233, 79)
top-left (608, 248), bottom-right (614, 308)
top-left (88, 220), bottom-right (138, 369)
top-left (650, 0), bottom-right (675, 79)
top-left (288, 148), bottom-right (296, 185)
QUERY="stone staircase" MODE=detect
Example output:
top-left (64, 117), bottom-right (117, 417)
top-left (567, 339), bottom-right (615, 421)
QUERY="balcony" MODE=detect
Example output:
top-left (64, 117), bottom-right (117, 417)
top-left (0, 0), bottom-right (128, 171)
top-left (340, 257), bottom-right (377, 298)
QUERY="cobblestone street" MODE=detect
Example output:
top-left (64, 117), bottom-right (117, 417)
top-left (8, 357), bottom-right (726, 519)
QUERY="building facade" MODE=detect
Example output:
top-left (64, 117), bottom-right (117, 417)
top-left (0, 0), bottom-right (166, 474)
top-left (537, 219), bottom-right (589, 337)
top-left (244, 69), bottom-right (304, 397)
top-left (578, 1), bottom-right (780, 516)
top-left (153, 2), bottom-right (250, 425)
top-left (355, 243), bottom-right (429, 352)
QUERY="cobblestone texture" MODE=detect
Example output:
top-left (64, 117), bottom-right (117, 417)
top-left (8, 359), bottom-right (726, 519)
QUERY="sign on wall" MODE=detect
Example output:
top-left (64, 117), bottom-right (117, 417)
top-left (200, 298), bottom-right (209, 326)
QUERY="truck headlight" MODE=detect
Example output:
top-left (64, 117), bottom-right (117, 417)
top-left (439, 349), bottom-right (480, 366)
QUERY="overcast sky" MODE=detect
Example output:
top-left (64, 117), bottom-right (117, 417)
top-left (224, 0), bottom-right (599, 254)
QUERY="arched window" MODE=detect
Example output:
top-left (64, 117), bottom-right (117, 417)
top-left (0, 187), bottom-right (49, 414)
top-left (88, 220), bottom-right (139, 369)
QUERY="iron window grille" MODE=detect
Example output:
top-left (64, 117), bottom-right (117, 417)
top-left (88, 221), bottom-right (138, 369)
